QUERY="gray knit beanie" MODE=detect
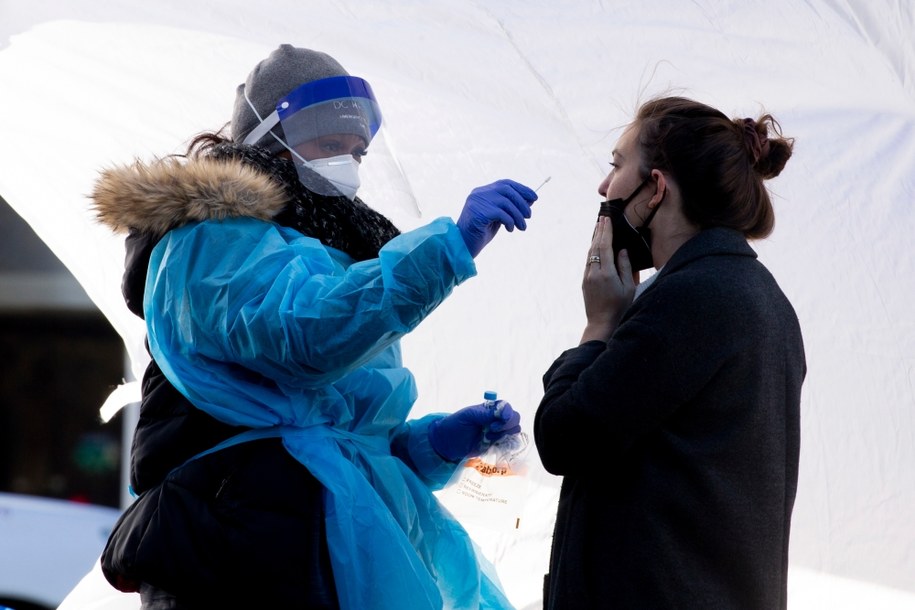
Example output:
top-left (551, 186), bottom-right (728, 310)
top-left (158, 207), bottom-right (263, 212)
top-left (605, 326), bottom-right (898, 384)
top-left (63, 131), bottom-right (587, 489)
top-left (232, 45), bottom-right (370, 155)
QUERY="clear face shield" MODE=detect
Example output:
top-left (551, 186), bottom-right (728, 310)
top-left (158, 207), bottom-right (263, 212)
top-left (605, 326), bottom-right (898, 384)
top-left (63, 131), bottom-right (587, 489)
top-left (243, 75), bottom-right (420, 220)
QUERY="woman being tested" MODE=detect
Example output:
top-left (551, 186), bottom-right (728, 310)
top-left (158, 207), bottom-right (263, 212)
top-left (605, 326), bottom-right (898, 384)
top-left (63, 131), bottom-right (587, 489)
top-left (94, 44), bottom-right (535, 609)
top-left (534, 96), bottom-right (805, 609)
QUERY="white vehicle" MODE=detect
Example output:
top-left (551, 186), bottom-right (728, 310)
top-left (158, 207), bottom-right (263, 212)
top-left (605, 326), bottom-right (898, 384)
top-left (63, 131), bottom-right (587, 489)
top-left (0, 493), bottom-right (121, 610)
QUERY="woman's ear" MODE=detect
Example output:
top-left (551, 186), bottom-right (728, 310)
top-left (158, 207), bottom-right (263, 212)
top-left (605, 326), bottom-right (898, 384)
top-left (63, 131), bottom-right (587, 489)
top-left (648, 169), bottom-right (668, 208)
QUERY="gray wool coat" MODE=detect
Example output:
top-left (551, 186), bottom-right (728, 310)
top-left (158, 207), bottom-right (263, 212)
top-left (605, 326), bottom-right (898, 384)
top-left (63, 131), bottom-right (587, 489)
top-left (535, 227), bottom-right (806, 610)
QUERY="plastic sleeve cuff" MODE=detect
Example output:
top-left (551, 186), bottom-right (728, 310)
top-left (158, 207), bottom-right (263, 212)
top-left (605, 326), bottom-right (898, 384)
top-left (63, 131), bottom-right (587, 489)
top-left (400, 413), bottom-right (461, 489)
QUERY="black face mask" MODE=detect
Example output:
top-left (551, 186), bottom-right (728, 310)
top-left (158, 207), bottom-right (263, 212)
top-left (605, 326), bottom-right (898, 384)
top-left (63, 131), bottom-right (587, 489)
top-left (598, 177), bottom-right (659, 272)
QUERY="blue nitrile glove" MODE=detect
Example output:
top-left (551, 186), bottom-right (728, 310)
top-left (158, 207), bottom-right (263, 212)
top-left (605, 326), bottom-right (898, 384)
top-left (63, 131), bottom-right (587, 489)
top-left (456, 179), bottom-right (537, 258)
top-left (429, 400), bottom-right (523, 462)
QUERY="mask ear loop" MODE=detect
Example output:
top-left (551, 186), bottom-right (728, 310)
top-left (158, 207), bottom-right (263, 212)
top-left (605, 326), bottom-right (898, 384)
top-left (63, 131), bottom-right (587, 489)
top-left (641, 199), bottom-right (661, 228)
top-left (640, 174), bottom-right (665, 228)
top-left (241, 87), bottom-right (312, 167)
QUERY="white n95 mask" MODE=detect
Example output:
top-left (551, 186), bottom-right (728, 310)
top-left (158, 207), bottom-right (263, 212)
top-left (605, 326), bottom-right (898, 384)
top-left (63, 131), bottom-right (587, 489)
top-left (299, 154), bottom-right (361, 201)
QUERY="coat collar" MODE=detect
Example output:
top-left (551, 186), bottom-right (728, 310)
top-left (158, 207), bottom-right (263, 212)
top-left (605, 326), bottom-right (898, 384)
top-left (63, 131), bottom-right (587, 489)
top-left (91, 156), bottom-right (288, 237)
top-left (663, 228), bottom-right (755, 270)
top-left (649, 227), bottom-right (756, 286)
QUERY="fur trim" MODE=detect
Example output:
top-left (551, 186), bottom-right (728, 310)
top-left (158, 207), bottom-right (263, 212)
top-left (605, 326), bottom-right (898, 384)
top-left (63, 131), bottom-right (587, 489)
top-left (92, 156), bottom-right (288, 236)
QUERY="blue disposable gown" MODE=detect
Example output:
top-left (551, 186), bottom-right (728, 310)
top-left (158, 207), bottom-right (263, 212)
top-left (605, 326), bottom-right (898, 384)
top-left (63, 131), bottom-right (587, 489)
top-left (144, 215), bottom-right (513, 609)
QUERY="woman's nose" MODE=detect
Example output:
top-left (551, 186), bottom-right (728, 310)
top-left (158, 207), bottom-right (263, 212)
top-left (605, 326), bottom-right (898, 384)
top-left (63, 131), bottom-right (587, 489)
top-left (598, 174), bottom-right (611, 198)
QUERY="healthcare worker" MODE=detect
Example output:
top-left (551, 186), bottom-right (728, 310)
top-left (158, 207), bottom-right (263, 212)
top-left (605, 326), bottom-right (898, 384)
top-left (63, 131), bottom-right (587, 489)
top-left (93, 44), bottom-right (535, 610)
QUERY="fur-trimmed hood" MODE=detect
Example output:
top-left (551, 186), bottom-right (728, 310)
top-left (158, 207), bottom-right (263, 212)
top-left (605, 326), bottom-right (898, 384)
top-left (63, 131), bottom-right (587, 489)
top-left (91, 156), bottom-right (288, 236)
top-left (95, 140), bottom-right (400, 263)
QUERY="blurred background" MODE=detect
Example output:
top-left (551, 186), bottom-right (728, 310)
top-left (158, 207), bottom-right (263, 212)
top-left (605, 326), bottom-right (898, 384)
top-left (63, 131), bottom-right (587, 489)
top-left (0, 197), bottom-right (124, 508)
top-left (0, 196), bottom-right (124, 609)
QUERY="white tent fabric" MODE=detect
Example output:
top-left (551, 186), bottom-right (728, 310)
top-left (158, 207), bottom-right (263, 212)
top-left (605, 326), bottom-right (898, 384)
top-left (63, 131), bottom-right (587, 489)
top-left (1, 2), bottom-right (913, 608)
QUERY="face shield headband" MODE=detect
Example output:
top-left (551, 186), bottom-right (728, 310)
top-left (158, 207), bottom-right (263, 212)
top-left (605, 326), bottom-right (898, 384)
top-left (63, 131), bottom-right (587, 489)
top-left (243, 75), bottom-right (382, 198)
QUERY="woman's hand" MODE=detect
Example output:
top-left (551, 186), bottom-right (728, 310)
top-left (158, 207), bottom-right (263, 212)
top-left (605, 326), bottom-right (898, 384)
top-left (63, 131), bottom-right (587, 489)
top-left (580, 216), bottom-right (637, 343)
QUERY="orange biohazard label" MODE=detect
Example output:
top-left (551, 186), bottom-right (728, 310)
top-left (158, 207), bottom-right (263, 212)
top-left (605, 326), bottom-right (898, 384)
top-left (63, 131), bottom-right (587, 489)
top-left (464, 457), bottom-right (515, 477)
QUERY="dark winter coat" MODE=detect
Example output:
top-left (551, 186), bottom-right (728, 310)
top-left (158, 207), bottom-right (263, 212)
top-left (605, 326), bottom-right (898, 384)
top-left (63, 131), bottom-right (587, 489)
top-left (534, 228), bottom-right (806, 610)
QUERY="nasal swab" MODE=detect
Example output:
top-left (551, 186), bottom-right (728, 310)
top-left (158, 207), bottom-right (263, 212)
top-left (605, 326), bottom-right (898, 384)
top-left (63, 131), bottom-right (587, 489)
top-left (534, 176), bottom-right (552, 192)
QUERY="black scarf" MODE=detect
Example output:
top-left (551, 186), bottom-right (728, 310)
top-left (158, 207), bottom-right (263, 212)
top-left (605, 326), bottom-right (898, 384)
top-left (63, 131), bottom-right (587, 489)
top-left (206, 142), bottom-right (401, 262)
